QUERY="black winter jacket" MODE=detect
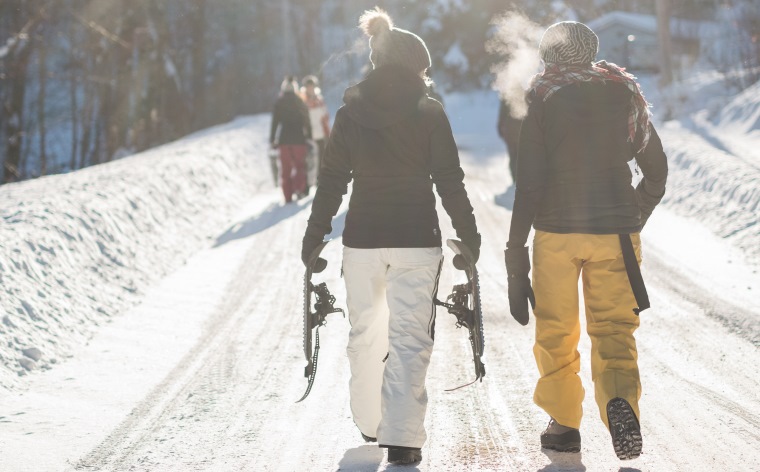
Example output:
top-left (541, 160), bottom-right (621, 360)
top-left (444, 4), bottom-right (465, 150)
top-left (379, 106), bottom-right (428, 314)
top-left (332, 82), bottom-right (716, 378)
top-left (270, 92), bottom-right (311, 145)
top-left (305, 65), bottom-right (478, 249)
top-left (508, 81), bottom-right (668, 248)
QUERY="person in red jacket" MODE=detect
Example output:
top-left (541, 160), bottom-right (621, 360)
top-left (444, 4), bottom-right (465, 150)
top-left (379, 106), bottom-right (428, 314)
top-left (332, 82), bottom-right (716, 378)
top-left (301, 7), bottom-right (479, 465)
top-left (505, 21), bottom-right (668, 460)
top-left (270, 76), bottom-right (311, 203)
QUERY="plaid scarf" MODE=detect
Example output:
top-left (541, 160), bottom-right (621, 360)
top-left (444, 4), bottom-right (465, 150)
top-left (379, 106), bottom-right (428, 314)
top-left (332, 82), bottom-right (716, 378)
top-left (529, 61), bottom-right (651, 153)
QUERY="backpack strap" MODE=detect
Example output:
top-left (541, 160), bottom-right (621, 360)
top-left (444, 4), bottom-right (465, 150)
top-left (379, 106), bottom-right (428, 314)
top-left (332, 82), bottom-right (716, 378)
top-left (619, 234), bottom-right (650, 315)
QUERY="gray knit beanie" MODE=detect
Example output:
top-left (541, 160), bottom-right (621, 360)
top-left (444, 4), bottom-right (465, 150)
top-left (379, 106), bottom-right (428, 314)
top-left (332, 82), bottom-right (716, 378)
top-left (539, 21), bottom-right (599, 65)
top-left (359, 8), bottom-right (431, 73)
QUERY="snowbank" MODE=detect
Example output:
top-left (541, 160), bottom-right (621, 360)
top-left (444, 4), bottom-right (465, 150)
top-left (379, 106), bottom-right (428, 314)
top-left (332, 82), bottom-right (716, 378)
top-left (715, 79), bottom-right (760, 138)
top-left (0, 115), bottom-right (271, 391)
top-left (657, 121), bottom-right (760, 265)
top-left (643, 72), bottom-right (760, 266)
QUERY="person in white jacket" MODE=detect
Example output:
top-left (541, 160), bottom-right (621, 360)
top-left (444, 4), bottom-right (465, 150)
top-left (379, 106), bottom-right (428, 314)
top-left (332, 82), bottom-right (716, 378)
top-left (300, 75), bottom-right (331, 193)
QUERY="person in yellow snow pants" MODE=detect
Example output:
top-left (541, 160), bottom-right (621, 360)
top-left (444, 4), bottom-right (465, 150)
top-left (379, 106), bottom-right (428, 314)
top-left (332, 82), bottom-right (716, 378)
top-left (531, 231), bottom-right (642, 431)
top-left (504, 21), bottom-right (668, 460)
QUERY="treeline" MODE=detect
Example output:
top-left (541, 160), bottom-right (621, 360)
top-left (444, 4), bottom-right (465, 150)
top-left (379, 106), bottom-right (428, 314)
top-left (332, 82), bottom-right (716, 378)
top-left (0, 0), bottom-right (330, 183)
top-left (0, 0), bottom-right (749, 184)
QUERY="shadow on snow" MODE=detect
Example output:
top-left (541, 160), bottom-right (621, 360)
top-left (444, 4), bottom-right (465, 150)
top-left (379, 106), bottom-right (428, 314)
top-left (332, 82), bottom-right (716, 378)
top-left (214, 199), bottom-right (310, 247)
top-left (213, 198), bottom-right (347, 248)
top-left (538, 450), bottom-right (587, 472)
top-left (337, 444), bottom-right (384, 471)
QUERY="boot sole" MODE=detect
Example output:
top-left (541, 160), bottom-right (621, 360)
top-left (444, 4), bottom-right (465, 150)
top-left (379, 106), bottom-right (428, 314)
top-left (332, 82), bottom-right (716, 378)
top-left (388, 455), bottom-right (421, 465)
top-left (541, 430), bottom-right (581, 453)
top-left (541, 432), bottom-right (581, 452)
top-left (387, 447), bottom-right (422, 464)
top-left (542, 443), bottom-right (581, 453)
top-left (607, 397), bottom-right (643, 460)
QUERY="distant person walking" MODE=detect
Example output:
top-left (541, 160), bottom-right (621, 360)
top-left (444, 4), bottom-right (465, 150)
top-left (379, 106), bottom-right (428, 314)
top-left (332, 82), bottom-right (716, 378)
top-left (301, 7), bottom-right (479, 465)
top-left (300, 75), bottom-right (331, 193)
top-left (497, 97), bottom-right (522, 183)
top-left (505, 21), bottom-right (668, 460)
top-left (270, 76), bottom-right (311, 203)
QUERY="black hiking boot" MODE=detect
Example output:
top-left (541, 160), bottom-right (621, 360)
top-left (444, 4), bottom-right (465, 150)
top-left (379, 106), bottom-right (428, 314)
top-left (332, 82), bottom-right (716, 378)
top-left (361, 432), bottom-right (377, 443)
top-left (540, 418), bottom-right (581, 453)
top-left (607, 397), bottom-right (642, 460)
top-left (387, 446), bottom-right (422, 464)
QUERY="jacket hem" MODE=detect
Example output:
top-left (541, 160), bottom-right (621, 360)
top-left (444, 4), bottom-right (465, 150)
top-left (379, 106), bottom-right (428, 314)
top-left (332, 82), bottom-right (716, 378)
top-left (533, 223), bottom-right (643, 235)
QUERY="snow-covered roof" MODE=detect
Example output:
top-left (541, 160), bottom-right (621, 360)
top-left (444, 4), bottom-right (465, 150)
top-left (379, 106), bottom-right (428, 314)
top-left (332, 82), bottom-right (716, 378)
top-left (587, 11), bottom-right (717, 41)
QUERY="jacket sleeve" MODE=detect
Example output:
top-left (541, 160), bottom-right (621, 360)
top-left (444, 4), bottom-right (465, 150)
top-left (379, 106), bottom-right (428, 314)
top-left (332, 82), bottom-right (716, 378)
top-left (321, 104), bottom-right (331, 137)
top-left (429, 105), bottom-right (479, 243)
top-left (507, 97), bottom-right (546, 249)
top-left (304, 107), bottom-right (353, 241)
top-left (301, 102), bottom-right (312, 140)
top-left (634, 124), bottom-right (668, 226)
top-left (269, 100), bottom-right (280, 144)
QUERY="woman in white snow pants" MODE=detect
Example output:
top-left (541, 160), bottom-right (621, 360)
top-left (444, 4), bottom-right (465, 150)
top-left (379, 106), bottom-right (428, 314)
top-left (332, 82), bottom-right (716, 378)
top-left (343, 247), bottom-right (442, 448)
top-left (301, 7), bottom-right (479, 464)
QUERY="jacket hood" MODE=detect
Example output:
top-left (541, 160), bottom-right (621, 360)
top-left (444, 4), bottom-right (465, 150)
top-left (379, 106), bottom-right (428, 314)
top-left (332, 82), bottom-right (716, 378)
top-left (343, 65), bottom-right (427, 129)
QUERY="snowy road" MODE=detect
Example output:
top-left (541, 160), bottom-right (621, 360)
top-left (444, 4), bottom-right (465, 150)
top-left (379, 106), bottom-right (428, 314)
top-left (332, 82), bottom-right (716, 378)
top-left (2, 143), bottom-right (759, 471)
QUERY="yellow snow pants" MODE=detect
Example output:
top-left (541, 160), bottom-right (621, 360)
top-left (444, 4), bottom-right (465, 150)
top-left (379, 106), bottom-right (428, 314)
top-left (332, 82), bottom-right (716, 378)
top-left (531, 230), bottom-right (642, 430)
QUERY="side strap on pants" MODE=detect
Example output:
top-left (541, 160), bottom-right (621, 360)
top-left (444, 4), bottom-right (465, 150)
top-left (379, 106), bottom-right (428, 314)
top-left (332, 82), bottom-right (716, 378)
top-left (619, 233), bottom-right (650, 315)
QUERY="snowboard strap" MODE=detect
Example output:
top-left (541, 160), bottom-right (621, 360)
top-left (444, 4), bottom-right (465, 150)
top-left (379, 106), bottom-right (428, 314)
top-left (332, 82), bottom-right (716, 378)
top-left (619, 234), bottom-right (650, 315)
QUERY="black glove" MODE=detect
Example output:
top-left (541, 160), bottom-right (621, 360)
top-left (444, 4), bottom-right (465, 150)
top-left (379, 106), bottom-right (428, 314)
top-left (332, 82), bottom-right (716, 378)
top-left (453, 233), bottom-right (481, 271)
top-left (504, 246), bottom-right (535, 325)
top-left (301, 235), bottom-right (327, 273)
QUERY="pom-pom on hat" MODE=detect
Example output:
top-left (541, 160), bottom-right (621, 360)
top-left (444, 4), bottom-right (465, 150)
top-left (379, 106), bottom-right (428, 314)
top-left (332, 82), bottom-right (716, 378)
top-left (539, 21), bottom-right (599, 65)
top-left (359, 7), bottom-right (431, 74)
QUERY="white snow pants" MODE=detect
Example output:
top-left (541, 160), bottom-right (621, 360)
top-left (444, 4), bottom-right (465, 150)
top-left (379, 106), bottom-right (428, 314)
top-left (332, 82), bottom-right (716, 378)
top-left (342, 247), bottom-right (443, 448)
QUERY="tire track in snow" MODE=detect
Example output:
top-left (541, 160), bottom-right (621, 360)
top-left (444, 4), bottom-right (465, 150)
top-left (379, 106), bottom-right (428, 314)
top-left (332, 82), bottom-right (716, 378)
top-left (74, 199), bottom-right (313, 470)
top-left (644, 250), bottom-right (760, 347)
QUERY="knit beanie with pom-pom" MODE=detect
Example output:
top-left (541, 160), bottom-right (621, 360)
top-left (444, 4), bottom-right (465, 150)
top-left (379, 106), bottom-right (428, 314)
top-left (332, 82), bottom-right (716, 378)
top-left (359, 7), bottom-right (431, 74)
